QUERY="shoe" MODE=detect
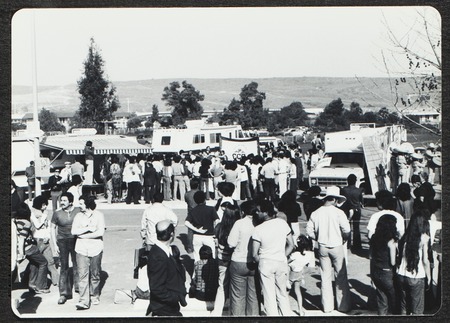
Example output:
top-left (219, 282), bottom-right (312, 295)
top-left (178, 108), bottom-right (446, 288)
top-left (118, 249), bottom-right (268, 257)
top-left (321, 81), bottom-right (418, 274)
top-left (34, 288), bottom-right (50, 294)
top-left (58, 296), bottom-right (67, 304)
top-left (76, 302), bottom-right (89, 310)
top-left (91, 297), bottom-right (100, 305)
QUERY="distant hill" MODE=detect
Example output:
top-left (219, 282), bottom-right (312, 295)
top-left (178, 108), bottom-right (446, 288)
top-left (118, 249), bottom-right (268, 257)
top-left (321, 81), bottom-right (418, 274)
top-left (12, 77), bottom-right (396, 115)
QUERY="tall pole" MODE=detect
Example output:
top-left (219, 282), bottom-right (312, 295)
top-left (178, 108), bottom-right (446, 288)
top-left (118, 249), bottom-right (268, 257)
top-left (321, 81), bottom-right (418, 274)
top-left (31, 10), bottom-right (41, 196)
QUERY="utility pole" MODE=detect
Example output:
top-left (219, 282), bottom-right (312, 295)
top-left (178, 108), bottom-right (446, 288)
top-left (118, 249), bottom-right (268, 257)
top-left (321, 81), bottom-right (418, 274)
top-left (31, 10), bottom-right (41, 196)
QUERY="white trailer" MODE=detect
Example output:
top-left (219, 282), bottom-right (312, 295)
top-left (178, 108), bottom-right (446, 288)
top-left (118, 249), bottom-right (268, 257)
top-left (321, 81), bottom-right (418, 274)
top-left (151, 120), bottom-right (246, 153)
top-left (309, 124), bottom-right (406, 195)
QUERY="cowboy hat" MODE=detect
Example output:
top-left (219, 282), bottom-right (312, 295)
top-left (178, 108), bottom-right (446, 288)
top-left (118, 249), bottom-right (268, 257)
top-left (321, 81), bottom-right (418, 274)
top-left (400, 142), bottom-right (414, 154)
top-left (427, 143), bottom-right (436, 149)
top-left (395, 146), bottom-right (409, 154)
top-left (410, 153), bottom-right (424, 160)
top-left (414, 147), bottom-right (426, 152)
top-left (320, 186), bottom-right (346, 204)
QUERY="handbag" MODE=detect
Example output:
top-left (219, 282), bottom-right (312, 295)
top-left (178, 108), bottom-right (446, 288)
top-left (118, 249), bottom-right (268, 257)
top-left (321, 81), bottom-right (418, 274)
top-left (114, 289), bottom-right (135, 304)
top-left (134, 247), bottom-right (148, 278)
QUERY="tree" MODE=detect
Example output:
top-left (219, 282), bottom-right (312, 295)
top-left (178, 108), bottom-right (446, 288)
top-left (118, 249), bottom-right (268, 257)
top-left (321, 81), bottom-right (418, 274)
top-left (219, 81), bottom-right (268, 129)
top-left (39, 108), bottom-right (65, 133)
top-left (145, 104), bottom-right (160, 128)
top-left (127, 113), bottom-right (144, 131)
top-left (76, 38), bottom-right (120, 133)
top-left (315, 98), bottom-right (348, 131)
top-left (11, 122), bottom-right (27, 132)
top-left (279, 102), bottom-right (309, 128)
top-left (377, 107), bottom-right (400, 124)
top-left (343, 101), bottom-right (364, 124)
top-left (161, 81), bottom-right (204, 125)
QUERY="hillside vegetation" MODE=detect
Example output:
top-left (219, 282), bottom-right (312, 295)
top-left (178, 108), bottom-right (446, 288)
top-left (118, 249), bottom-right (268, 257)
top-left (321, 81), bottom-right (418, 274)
top-left (12, 77), bottom-right (396, 115)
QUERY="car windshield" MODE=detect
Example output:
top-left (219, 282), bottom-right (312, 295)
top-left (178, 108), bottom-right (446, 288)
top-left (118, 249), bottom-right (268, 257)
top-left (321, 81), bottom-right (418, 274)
top-left (325, 153), bottom-right (364, 168)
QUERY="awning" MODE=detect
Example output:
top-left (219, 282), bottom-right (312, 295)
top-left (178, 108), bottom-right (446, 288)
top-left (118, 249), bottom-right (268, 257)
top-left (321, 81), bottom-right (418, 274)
top-left (41, 134), bottom-right (152, 155)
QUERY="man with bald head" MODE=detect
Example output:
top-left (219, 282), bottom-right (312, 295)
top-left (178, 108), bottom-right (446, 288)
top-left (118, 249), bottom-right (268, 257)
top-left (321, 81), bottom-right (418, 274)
top-left (146, 220), bottom-right (187, 316)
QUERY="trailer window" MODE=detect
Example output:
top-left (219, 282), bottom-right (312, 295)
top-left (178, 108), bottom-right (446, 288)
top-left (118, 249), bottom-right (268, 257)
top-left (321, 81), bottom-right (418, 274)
top-left (193, 134), bottom-right (205, 144)
top-left (210, 133), bottom-right (221, 144)
top-left (161, 136), bottom-right (171, 145)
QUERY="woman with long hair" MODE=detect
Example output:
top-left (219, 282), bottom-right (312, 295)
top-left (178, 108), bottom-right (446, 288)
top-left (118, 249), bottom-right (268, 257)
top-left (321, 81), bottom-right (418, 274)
top-left (211, 203), bottom-right (241, 316)
top-left (278, 190), bottom-right (302, 244)
top-left (397, 209), bottom-right (431, 315)
top-left (369, 214), bottom-right (399, 315)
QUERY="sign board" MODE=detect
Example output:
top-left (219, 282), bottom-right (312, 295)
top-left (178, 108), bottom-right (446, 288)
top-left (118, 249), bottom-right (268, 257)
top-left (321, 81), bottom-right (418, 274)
top-left (220, 136), bottom-right (259, 160)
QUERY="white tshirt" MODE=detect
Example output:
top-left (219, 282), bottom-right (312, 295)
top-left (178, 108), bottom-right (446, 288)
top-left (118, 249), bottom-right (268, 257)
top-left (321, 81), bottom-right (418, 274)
top-left (288, 250), bottom-right (315, 272)
top-left (252, 218), bottom-right (291, 263)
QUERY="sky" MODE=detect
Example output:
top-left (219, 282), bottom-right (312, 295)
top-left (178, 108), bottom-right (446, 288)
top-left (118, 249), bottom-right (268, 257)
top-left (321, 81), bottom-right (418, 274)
top-left (11, 6), bottom-right (441, 87)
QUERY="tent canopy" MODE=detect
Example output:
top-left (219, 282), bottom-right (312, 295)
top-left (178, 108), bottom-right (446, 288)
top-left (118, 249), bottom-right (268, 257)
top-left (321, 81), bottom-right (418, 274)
top-left (41, 134), bottom-right (152, 155)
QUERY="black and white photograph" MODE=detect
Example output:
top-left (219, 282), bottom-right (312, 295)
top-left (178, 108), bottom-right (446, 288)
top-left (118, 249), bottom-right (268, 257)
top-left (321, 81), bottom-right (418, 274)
top-left (9, 5), bottom-right (443, 318)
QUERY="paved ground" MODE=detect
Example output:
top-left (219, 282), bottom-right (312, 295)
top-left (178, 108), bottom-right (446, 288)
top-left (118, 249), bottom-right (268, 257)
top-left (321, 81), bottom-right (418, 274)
top-left (12, 196), bottom-right (383, 318)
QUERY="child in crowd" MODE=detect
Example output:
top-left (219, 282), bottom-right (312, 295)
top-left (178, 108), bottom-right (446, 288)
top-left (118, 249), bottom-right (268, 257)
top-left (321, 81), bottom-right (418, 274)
top-left (189, 245), bottom-right (219, 306)
top-left (287, 235), bottom-right (315, 316)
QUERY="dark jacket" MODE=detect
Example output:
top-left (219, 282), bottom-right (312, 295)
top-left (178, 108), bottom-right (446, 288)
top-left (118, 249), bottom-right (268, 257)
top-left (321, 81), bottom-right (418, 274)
top-left (143, 163), bottom-right (158, 186)
top-left (147, 245), bottom-right (186, 316)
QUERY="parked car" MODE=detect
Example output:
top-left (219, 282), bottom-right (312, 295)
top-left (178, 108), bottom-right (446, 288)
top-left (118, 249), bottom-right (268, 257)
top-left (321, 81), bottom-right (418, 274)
top-left (136, 134), bottom-right (152, 145)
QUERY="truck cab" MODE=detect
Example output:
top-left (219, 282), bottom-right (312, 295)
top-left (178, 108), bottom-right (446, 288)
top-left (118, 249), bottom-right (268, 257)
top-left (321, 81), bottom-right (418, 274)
top-left (309, 152), bottom-right (367, 192)
top-left (308, 124), bottom-right (406, 196)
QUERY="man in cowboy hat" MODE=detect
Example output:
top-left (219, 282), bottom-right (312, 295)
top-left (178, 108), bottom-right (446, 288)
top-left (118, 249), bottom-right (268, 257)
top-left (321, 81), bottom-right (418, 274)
top-left (306, 186), bottom-right (352, 313)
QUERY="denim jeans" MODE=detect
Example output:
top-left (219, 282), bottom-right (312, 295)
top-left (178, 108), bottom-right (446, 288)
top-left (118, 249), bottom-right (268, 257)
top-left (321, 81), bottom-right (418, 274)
top-left (25, 245), bottom-right (48, 290)
top-left (262, 178), bottom-right (276, 201)
top-left (350, 209), bottom-right (362, 249)
top-left (173, 175), bottom-right (186, 200)
top-left (200, 178), bottom-right (211, 200)
top-left (229, 261), bottom-right (259, 316)
top-left (318, 245), bottom-right (352, 313)
top-left (211, 265), bottom-right (229, 315)
top-left (258, 259), bottom-right (291, 316)
top-left (76, 251), bottom-right (103, 306)
top-left (371, 267), bottom-right (396, 315)
top-left (57, 238), bottom-right (79, 297)
top-left (37, 240), bottom-right (59, 285)
top-left (126, 181), bottom-right (141, 204)
top-left (162, 176), bottom-right (172, 200)
top-left (397, 274), bottom-right (425, 315)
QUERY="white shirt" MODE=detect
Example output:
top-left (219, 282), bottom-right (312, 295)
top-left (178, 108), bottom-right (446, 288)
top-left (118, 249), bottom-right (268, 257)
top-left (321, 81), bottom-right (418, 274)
top-left (123, 163), bottom-right (141, 183)
top-left (30, 209), bottom-right (51, 239)
top-left (152, 160), bottom-right (163, 173)
top-left (397, 234), bottom-right (429, 278)
top-left (228, 215), bottom-right (255, 263)
top-left (306, 205), bottom-right (350, 248)
top-left (238, 164), bottom-right (249, 182)
top-left (252, 218), bottom-right (291, 263)
top-left (67, 185), bottom-right (82, 207)
top-left (72, 209), bottom-right (105, 257)
top-left (289, 250), bottom-right (315, 272)
top-left (141, 203), bottom-right (178, 245)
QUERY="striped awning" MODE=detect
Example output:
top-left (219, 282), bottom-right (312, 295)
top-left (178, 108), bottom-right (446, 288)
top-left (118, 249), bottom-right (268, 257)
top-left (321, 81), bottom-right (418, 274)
top-left (41, 134), bottom-right (152, 155)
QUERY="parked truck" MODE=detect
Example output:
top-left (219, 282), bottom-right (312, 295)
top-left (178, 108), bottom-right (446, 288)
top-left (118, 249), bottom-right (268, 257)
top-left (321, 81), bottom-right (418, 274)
top-left (308, 123), bottom-right (407, 196)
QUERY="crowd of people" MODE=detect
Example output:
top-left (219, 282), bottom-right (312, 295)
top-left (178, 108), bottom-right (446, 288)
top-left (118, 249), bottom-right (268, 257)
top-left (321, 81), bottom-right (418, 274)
top-left (12, 136), bottom-right (441, 316)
